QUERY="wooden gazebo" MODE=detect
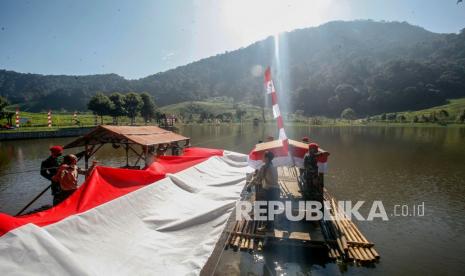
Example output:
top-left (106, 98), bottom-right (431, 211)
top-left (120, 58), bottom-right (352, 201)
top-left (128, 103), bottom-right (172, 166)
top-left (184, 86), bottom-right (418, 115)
top-left (64, 125), bottom-right (190, 169)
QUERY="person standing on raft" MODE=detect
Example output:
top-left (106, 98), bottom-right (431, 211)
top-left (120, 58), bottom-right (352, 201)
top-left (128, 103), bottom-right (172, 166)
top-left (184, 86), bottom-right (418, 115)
top-left (301, 143), bottom-right (323, 202)
top-left (40, 146), bottom-right (64, 206)
top-left (250, 151), bottom-right (280, 232)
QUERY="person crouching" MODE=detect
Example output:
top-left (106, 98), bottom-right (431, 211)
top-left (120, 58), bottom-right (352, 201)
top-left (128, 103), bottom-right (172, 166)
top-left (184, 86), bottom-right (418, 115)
top-left (52, 154), bottom-right (97, 205)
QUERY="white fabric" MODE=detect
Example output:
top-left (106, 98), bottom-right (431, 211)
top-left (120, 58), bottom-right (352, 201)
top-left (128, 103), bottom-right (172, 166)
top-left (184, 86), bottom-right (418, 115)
top-left (247, 155), bottom-right (298, 169)
top-left (318, 162), bottom-right (328, 174)
top-left (272, 104), bottom-right (281, 118)
top-left (0, 152), bottom-right (253, 275)
top-left (249, 158), bottom-right (326, 171)
top-left (278, 129), bottom-right (287, 140)
top-left (266, 81), bottom-right (275, 94)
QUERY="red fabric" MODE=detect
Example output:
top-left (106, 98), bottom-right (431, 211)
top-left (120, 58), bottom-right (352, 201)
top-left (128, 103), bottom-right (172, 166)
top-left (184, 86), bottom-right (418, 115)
top-left (249, 142), bottom-right (289, 161)
top-left (289, 144), bottom-right (308, 158)
top-left (271, 92), bottom-right (278, 105)
top-left (317, 151), bottom-right (330, 163)
top-left (249, 141), bottom-right (328, 162)
top-left (0, 147), bottom-right (223, 237)
top-left (264, 66), bottom-right (271, 83)
top-left (282, 139), bottom-right (289, 153)
top-left (277, 116), bottom-right (284, 129)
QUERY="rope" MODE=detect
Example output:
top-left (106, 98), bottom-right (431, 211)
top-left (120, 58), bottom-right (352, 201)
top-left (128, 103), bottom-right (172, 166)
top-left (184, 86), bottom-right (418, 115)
top-left (0, 168), bottom-right (48, 177)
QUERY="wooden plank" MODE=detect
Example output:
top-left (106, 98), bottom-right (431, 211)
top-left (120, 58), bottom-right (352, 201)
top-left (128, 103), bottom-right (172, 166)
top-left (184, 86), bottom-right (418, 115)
top-left (288, 231), bottom-right (311, 241)
top-left (273, 229), bottom-right (285, 239)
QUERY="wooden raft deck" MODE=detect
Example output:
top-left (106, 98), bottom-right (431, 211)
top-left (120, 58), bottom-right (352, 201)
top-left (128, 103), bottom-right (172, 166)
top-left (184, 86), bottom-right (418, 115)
top-left (224, 166), bottom-right (380, 265)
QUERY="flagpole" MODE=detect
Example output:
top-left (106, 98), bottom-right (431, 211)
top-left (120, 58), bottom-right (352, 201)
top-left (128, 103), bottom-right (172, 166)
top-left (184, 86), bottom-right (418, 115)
top-left (264, 66), bottom-right (293, 166)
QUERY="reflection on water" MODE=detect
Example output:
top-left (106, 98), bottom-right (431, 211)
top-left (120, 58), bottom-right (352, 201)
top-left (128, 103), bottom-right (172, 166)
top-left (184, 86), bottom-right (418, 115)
top-left (0, 125), bottom-right (464, 275)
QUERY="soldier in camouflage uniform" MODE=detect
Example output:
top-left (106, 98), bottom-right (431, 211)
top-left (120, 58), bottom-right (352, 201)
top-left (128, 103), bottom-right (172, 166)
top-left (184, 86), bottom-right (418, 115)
top-left (40, 146), bottom-right (64, 206)
top-left (301, 143), bottom-right (323, 203)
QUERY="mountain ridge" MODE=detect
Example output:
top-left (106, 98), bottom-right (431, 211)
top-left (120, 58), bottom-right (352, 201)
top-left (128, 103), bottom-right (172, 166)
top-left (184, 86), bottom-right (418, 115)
top-left (1, 20), bottom-right (464, 116)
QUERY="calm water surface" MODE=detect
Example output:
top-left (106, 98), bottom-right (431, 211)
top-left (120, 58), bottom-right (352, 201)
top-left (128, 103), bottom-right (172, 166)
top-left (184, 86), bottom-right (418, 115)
top-left (0, 125), bottom-right (464, 275)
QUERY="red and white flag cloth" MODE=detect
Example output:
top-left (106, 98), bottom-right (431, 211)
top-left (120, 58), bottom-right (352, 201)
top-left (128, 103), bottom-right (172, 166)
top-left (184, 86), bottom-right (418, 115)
top-left (265, 67), bottom-right (289, 146)
top-left (248, 67), bottom-right (291, 169)
top-left (248, 138), bottom-right (329, 170)
top-left (0, 148), bottom-right (253, 275)
top-left (247, 67), bottom-right (330, 171)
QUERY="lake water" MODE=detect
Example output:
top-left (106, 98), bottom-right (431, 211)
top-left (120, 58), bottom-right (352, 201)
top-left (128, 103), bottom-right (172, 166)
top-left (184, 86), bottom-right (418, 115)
top-left (0, 125), bottom-right (464, 275)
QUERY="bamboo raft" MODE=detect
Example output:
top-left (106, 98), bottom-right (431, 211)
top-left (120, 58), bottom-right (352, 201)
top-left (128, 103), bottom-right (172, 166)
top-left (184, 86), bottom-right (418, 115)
top-left (224, 166), bottom-right (380, 265)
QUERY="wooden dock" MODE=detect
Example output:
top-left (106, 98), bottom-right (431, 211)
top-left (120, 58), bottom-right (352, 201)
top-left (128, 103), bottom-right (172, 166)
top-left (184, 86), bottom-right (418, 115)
top-left (223, 166), bottom-right (380, 265)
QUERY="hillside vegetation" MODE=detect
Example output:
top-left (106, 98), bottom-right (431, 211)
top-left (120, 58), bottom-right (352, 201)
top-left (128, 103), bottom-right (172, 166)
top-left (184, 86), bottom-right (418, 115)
top-left (159, 98), bottom-right (266, 123)
top-left (1, 20), bottom-right (465, 117)
top-left (370, 98), bottom-right (465, 123)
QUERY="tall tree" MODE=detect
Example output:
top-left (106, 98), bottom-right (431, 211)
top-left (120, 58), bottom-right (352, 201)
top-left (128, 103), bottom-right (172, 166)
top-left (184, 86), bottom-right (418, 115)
top-left (457, 109), bottom-right (465, 123)
top-left (438, 109), bottom-right (449, 120)
top-left (124, 93), bottom-right (142, 125)
top-left (341, 107), bottom-right (356, 121)
top-left (235, 107), bottom-right (247, 123)
top-left (140, 92), bottom-right (157, 124)
top-left (0, 96), bottom-right (8, 111)
top-left (109, 93), bottom-right (126, 125)
top-left (87, 93), bottom-right (113, 124)
top-left (328, 84), bottom-right (362, 115)
top-left (0, 96), bottom-right (10, 124)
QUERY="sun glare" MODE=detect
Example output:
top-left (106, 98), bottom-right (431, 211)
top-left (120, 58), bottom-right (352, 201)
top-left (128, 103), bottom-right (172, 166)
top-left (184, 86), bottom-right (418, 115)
top-left (220, 0), bottom-right (337, 44)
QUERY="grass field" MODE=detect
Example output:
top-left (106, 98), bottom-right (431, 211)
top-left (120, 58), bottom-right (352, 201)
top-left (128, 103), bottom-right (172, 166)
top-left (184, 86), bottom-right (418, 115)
top-left (401, 98), bottom-right (465, 118)
top-left (370, 98), bottom-right (465, 122)
top-left (1, 98), bottom-right (464, 132)
top-left (159, 100), bottom-right (269, 122)
top-left (0, 111), bottom-right (151, 130)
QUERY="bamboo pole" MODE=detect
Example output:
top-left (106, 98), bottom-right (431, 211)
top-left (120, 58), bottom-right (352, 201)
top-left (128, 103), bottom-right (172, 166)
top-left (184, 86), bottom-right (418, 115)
top-left (328, 248), bottom-right (337, 260)
top-left (326, 206), bottom-right (347, 255)
top-left (349, 247), bottom-right (363, 262)
top-left (233, 220), bottom-right (245, 249)
top-left (370, 248), bottom-right (380, 259)
top-left (330, 197), bottom-right (378, 263)
top-left (226, 220), bottom-right (240, 249)
top-left (248, 221), bottom-right (256, 251)
top-left (363, 248), bottom-right (375, 260)
top-left (240, 221), bottom-right (250, 250)
top-left (15, 184), bottom-right (51, 216)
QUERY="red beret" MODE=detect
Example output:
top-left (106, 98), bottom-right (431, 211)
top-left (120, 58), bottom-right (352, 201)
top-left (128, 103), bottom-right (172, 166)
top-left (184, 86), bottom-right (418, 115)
top-left (302, 136), bottom-right (310, 142)
top-left (308, 143), bottom-right (319, 150)
top-left (49, 145), bottom-right (63, 153)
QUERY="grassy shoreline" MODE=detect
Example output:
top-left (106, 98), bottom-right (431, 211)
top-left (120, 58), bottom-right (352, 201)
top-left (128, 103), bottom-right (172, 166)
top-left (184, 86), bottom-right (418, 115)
top-left (1, 120), bottom-right (464, 133)
top-left (2, 97), bottom-right (464, 133)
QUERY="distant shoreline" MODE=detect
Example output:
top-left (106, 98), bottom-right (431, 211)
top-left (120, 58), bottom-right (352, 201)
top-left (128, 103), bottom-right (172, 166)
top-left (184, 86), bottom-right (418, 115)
top-left (1, 122), bottom-right (464, 141)
top-left (0, 127), bottom-right (94, 141)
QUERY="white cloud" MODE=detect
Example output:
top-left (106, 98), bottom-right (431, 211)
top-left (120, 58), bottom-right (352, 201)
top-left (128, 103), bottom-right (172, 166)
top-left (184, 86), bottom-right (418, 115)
top-left (162, 51), bottom-right (175, 61)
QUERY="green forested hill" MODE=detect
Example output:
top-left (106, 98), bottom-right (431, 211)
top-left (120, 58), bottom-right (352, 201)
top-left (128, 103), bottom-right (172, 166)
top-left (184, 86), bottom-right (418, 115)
top-left (1, 20), bottom-right (464, 117)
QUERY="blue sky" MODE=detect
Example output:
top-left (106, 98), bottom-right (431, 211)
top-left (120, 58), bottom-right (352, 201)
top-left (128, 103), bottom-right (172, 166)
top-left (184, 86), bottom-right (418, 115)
top-left (0, 0), bottom-right (464, 79)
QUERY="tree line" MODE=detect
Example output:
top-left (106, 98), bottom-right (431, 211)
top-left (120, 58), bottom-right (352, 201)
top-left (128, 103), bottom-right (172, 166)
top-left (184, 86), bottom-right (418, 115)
top-left (340, 106), bottom-right (465, 124)
top-left (87, 92), bottom-right (157, 125)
